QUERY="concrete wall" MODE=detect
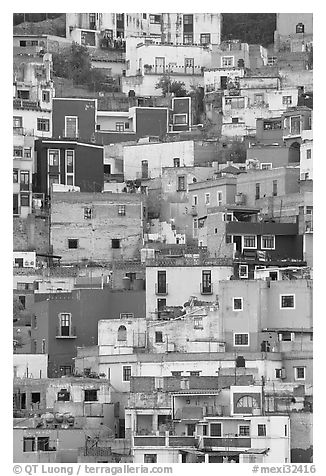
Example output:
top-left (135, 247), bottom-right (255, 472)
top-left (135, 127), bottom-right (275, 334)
top-left (290, 412), bottom-right (313, 462)
top-left (145, 265), bottom-right (233, 318)
top-left (237, 167), bottom-right (300, 207)
top-left (13, 214), bottom-right (50, 253)
top-left (50, 192), bottom-right (143, 263)
top-left (13, 354), bottom-right (48, 378)
top-left (247, 146), bottom-right (292, 169)
top-left (13, 108), bottom-right (52, 138)
top-left (52, 98), bottom-right (96, 141)
top-left (123, 141), bottom-right (195, 180)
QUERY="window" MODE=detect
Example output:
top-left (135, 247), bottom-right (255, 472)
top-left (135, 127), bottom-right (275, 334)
top-left (143, 14), bottom-right (147, 19)
top-left (183, 14), bottom-right (193, 25)
top-left (117, 325), bottom-right (127, 342)
top-left (123, 366), bottom-right (131, 381)
top-left (243, 235), bottom-right (257, 249)
top-left (280, 295), bottom-right (295, 309)
top-left (183, 34), bottom-right (193, 44)
top-left (200, 33), bottom-right (211, 45)
top-left (84, 389), bottom-right (98, 402)
top-left (261, 163), bottom-right (272, 170)
top-left (190, 371), bottom-right (200, 377)
top-left (24, 147), bottom-right (32, 158)
top-left (23, 437), bottom-right (35, 452)
top-left (13, 116), bottom-right (23, 128)
top-left (19, 171), bottom-right (29, 187)
top-left (37, 118), bottom-right (50, 132)
top-left (221, 56), bottom-right (234, 67)
top-left (210, 423), bottom-right (222, 437)
top-left (282, 96), bottom-right (292, 105)
top-left (112, 239), bottom-right (121, 249)
top-left (157, 270), bottom-right (167, 294)
top-left (59, 313), bottom-right (71, 336)
top-left (254, 94), bottom-right (264, 105)
top-left (205, 193), bottom-right (210, 205)
top-left (275, 369), bottom-right (283, 379)
top-left (306, 149), bottom-right (312, 159)
top-left (155, 331), bottom-right (163, 343)
top-left (194, 316), bottom-right (203, 329)
top-left (42, 90), bottom-right (50, 102)
top-left (18, 295), bottom-right (26, 309)
top-left (48, 149), bottom-right (59, 167)
top-left (261, 235), bottom-right (275, 250)
top-left (57, 389), bottom-right (70, 402)
top-left (41, 339), bottom-right (46, 354)
top-left (177, 176), bottom-right (186, 191)
top-left (65, 149), bottom-right (74, 185)
top-left (141, 160), bottom-right (148, 179)
top-left (68, 239), bottom-right (78, 249)
top-left (149, 14), bottom-right (161, 24)
top-left (239, 425), bottom-right (250, 436)
top-left (120, 312), bottom-right (134, 319)
top-left (173, 158), bottom-right (180, 167)
top-left (144, 454), bottom-right (157, 463)
top-left (233, 297), bottom-right (243, 311)
top-left (234, 333), bottom-right (249, 346)
top-left (193, 195), bottom-right (198, 206)
top-left (268, 56), bottom-right (277, 66)
top-left (295, 367), bottom-right (305, 380)
top-left (296, 23), bottom-right (304, 33)
top-left (258, 424), bottom-right (266, 436)
top-left (255, 183), bottom-right (260, 200)
top-left (202, 270), bottom-right (212, 294)
top-left (14, 147), bottom-right (23, 158)
top-left (116, 122), bottom-right (124, 132)
top-left (118, 205), bottom-right (126, 216)
top-left (239, 265), bottom-right (248, 279)
top-left (236, 395), bottom-right (259, 409)
top-left (232, 117), bottom-right (239, 124)
top-left (171, 371), bottom-right (182, 377)
top-left (217, 191), bottom-right (223, 206)
top-left (173, 113), bottom-right (187, 125)
top-left (20, 193), bottom-right (30, 207)
top-left (13, 169), bottom-right (18, 183)
top-left (65, 116), bottom-right (78, 138)
top-left (284, 425), bottom-right (288, 437)
top-left (84, 207), bottom-right (92, 219)
top-left (185, 58), bottom-right (194, 69)
top-left (18, 90), bottom-right (30, 100)
top-left (290, 116), bottom-right (301, 135)
top-left (273, 180), bottom-right (278, 196)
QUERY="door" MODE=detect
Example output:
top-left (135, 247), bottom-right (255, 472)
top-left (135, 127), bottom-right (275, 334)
top-left (157, 271), bottom-right (167, 294)
top-left (185, 58), bottom-right (194, 74)
top-left (155, 57), bottom-right (165, 74)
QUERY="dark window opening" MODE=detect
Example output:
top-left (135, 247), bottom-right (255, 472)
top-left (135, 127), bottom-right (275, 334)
top-left (31, 392), bottom-right (41, 404)
top-left (155, 331), bottom-right (163, 343)
top-left (84, 389), bottom-right (98, 402)
top-left (57, 389), bottom-right (70, 402)
top-left (68, 239), bottom-right (78, 249)
top-left (112, 239), bottom-right (121, 249)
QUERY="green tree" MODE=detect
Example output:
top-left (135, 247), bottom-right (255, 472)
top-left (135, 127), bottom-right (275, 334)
top-left (155, 75), bottom-right (188, 97)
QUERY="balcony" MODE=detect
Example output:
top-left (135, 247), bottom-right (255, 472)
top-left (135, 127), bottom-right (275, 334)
top-left (155, 283), bottom-right (168, 295)
top-left (133, 435), bottom-right (197, 447)
top-left (200, 436), bottom-right (251, 449)
top-left (13, 98), bottom-right (41, 110)
top-left (56, 326), bottom-right (77, 339)
top-left (13, 127), bottom-right (35, 137)
top-left (200, 282), bottom-right (213, 295)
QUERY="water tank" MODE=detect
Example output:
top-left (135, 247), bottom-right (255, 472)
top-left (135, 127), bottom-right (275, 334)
top-left (55, 412), bottom-right (64, 423)
top-left (122, 277), bottom-right (131, 290)
top-left (133, 278), bottom-right (145, 290)
top-left (64, 413), bottom-right (75, 426)
top-left (44, 412), bottom-right (54, 424)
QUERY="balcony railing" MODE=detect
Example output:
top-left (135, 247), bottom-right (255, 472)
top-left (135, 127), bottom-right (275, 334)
top-left (201, 436), bottom-right (251, 449)
top-left (13, 127), bottom-right (35, 137)
top-left (133, 435), bottom-right (197, 447)
top-left (155, 283), bottom-right (168, 295)
top-left (13, 98), bottom-right (41, 110)
top-left (56, 326), bottom-right (77, 339)
top-left (200, 282), bottom-right (213, 295)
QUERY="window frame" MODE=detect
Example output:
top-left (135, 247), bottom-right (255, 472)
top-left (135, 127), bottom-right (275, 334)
top-left (210, 422), bottom-right (222, 437)
top-left (261, 235), bottom-right (275, 250)
top-left (205, 193), bottom-right (210, 205)
top-left (65, 116), bottom-right (78, 138)
top-left (200, 33), bottom-right (211, 45)
top-left (112, 238), bottom-right (121, 249)
top-left (118, 204), bottom-right (126, 216)
top-left (242, 235), bottom-right (257, 249)
top-left (123, 365), bottom-right (131, 382)
top-left (239, 265), bottom-right (248, 279)
top-left (193, 316), bottom-right (203, 329)
top-left (233, 297), bottom-right (243, 312)
top-left (261, 163), bottom-right (272, 170)
top-left (155, 331), bottom-right (163, 343)
top-left (294, 366), bottom-right (306, 381)
top-left (217, 191), bottom-right (223, 206)
top-left (84, 389), bottom-right (98, 402)
top-left (234, 333), bottom-right (249, 346)
top-left (221, 56), bottom-right (234, 67)
top-left (68, 239), bottom-right (79, 249)
top-left (238, 425), bottom-right (250, 437)
top-left (65, 149), bottom-right (75, 185)
top-left (257, 424), bottom-right (266, 437)
top-left (37, 118), bottom-right (50, 132)
top-left (280, 294), bottom-right (295, 310)
top-left (282, 96), bottom-right (292, 105)
top-left (177, 175), bottom-right (186, 191)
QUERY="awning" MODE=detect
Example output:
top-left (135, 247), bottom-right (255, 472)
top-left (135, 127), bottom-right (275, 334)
top-left (243, 448), bottom-right (270, 455)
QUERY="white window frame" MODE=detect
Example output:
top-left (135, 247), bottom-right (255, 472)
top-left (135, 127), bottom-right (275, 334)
top-left (122, 365), bottom-right (132, 382)
top-left (210, 422), bottom-right (223, 437)
top-left (65, 149), bottom-right (75, 186)
top-left (233, 297), bottom-right (243, 311)
top-left (223, 212), bottom-right (233, 222)
top-left (294, 366), bottom-right (306, 381)
top-left (261, 163), bottom-right (272, 170)
top-left (282, 96), bottom-right (292, 105)
top-left (65, 116), bottom-right (78, 138)
top-left (205, 193), bottom-right (210, 205)
top-left (278, 332), bottom-right (294, 342)
top-left (239, 265), bottom-right (248, 279)
top-left (234, 333), bottom-right (249, 346)
top-left (290, 115), bottom-right (301, 135)
top-left (238, 425), bottom-right (250, 437)
top-left (221, 56), bottom-right (234, 67)
top-left (217, 191), bottom-right (223, 206)
top-left (173, 113), bottom-right (187, 125)
top-left (194, 316), bottom-right (203, 329)
top-left (242, 235), bottom-right (257, 249)
top-left (48, 149), bottom-right (60, 169)
top-left (261, 235), bottom-right (275, 250)
top-left (280, 294), bottom-right (295, 310)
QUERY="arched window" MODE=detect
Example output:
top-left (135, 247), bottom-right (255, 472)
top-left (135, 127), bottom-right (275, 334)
top-left (296, 23), bottom-right (304, 34)
top-left (117, 325), bottom-right (127, 342)
top-left (236, 395), bottom-right (259, 409)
